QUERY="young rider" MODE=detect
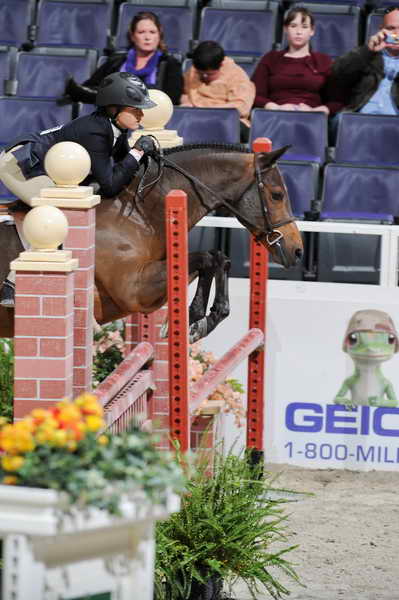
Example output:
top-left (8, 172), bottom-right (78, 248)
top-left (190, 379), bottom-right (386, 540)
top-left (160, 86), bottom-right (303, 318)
top-left (0, 72), bottom-right (157, 307)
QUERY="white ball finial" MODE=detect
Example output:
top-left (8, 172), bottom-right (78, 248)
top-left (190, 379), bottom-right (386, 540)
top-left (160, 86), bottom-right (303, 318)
top-left (140, 89), bottom-right (174, 129)
top-left (44, 141), bottom-right (91, 186)
top-left (23, 205), bottom-right (69, 251)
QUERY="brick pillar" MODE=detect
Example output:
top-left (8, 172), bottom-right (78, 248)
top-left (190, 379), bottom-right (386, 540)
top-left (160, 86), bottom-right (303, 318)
top-left (11, 215), bottom-right (78, 418)
top-left (28, 187), bottom-right (100, 398)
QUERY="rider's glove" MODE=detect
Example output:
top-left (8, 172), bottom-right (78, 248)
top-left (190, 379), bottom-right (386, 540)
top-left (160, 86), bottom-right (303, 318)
top-left (133, 135), bottom-right (157, 155)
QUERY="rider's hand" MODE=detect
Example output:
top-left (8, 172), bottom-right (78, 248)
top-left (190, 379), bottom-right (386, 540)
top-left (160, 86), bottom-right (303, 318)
top-left (368, 29), bottom-right (388, 52)
top-left (133, 135), bottom-right (157, 155)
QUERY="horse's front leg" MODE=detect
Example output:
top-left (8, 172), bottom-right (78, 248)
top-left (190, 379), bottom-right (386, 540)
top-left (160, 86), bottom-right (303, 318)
top-left (188, 251), bottom-right (231, 343)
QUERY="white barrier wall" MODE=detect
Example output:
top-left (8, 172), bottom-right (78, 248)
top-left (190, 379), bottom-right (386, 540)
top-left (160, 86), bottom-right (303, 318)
top-left (198, 219), bottom-right (399, 471)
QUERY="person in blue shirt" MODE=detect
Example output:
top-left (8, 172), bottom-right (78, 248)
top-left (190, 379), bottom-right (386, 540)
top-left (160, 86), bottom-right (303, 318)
top-left (331, 6), bottom-right (399, 114)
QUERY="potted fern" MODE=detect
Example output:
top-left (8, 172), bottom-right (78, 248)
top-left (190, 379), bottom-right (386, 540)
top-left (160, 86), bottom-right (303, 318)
top-left (154, 450), bottom-right (300, 600)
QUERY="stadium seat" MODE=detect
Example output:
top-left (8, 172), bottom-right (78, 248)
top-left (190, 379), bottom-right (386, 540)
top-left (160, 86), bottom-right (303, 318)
top-left (0, 97), bottom-right (73, 146)
top-left (35, 0), bottom-right (113, 50)
top-left (0, 46), bottom-right (17, 95)
top-left (320, 163), bottom-right (399, 221)
top-left (0, 0), bottom-right (35, 46)
top-left (13, 47), bottom-right (97, 99)
top-left (249, 109), bottom-right (328, 163)
top-left (365, 9), bottom-right (384, 40)
top-left (199, 2), bottom-right (279, 56)
top-left (285, 3), bottom-right (361, 58)
top-left (114, 1), bottom-right (195, 55)
top-left (335, 113), bottom-right (399, 167)
top-left (166, 107), bottom-right (241, 144)
top-left (286, 0), bottom-right (367, 6)
top-left (278, 160), bottom-right (320, 219)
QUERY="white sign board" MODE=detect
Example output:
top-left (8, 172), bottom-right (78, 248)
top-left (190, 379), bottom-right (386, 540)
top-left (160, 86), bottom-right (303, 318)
top-left (202, 278), bottom-right (399, 471)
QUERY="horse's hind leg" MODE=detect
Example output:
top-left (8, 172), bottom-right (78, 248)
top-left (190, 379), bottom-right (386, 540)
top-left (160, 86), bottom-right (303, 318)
top-left (189, 251), bottom-right (231, 344)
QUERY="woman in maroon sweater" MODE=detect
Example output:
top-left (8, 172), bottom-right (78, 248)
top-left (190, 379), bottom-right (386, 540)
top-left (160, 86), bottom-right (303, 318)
top-left (251, 7), bottom-right (341, 115)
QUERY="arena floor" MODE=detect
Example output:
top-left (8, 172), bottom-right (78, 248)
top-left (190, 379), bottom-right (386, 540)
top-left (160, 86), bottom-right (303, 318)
top-left (230, 464), bottom-right (399, 600)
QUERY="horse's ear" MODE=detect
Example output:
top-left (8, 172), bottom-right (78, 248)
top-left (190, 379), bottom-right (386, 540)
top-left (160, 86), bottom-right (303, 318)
top-left (257, 145), bottom-right (291, 168)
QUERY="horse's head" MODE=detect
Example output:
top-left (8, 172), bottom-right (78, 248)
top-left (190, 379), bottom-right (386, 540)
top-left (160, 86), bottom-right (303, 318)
top-left (237, 146), bottom-right (303, 268)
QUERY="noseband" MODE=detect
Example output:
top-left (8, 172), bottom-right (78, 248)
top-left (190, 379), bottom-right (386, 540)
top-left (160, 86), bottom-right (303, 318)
top-left (137, 148), bottom-right (295, 265)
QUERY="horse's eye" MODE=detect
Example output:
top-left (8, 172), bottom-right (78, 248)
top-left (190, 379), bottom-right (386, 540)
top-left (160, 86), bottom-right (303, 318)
top-left (271, 192), bottom-right (284, 202)
top-left (348, 333), bottom-right (358, 345)
top-left (389, 334), bottom-right (396, 345)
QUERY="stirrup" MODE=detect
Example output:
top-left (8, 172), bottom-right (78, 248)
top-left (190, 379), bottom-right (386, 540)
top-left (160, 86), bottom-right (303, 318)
top-left (0, 280), bottom-right (15, 308)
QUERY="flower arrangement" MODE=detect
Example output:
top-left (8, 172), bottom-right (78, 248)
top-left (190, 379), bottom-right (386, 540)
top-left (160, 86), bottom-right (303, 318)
top-left (189, 342), bottom-right (246, 426)
top-left (0, 394), bottom-right (184, 515)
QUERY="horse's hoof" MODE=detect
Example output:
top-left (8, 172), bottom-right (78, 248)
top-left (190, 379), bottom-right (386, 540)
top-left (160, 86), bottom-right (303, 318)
top-left (160, 320), bottom-right (168, 339)
top-left (189, 317), bottom-right (208, 344)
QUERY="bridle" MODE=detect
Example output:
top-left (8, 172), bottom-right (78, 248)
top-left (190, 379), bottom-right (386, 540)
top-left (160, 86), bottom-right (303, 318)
top-left (136, 144), bottom-right (295, 266)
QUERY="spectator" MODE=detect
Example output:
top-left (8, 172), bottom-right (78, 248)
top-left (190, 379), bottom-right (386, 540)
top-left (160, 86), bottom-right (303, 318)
top-left (330, 6), bottom-right (399, 114)
top-left (251, 7), bottom-right (342, 115)
top-left (0, 73), bottom-right (157, 307)
top-left (180, 41), bottom-right (255, 142)
top-left (65, 11), bottom-right (183, 106)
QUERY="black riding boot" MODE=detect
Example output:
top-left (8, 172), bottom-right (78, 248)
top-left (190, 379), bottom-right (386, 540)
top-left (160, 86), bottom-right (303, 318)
top-left (0, 279), bottom-right (15, 308)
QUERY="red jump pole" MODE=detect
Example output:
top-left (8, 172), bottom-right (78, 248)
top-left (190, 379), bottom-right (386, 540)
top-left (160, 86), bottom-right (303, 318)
top-left (246, 137), bottom-right (272, 458)
top-left (166, 190), bottom-right (190, 452)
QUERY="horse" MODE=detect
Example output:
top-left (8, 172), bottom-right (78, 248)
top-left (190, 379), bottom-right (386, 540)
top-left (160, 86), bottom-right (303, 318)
top-left (0, 143), bottom-right (303, 341)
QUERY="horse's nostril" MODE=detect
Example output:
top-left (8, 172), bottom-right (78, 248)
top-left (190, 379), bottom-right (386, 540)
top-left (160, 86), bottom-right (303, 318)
top-left (295, 248), bottom-right (303, 262)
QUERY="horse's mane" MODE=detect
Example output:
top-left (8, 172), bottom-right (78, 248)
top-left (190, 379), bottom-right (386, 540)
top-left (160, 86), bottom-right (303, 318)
top-left (163, 143), bottom-right (250, 156)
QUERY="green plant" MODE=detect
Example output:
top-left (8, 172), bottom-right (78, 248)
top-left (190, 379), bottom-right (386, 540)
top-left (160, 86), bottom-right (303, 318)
top-left (0, 339), bottom-right (13, 421)
top-left (154, 450), bottom-right (300, 600)
top-left (0, 394), bottom-right (184, 515)
top-left (92, 322), bottom-right (124, 387)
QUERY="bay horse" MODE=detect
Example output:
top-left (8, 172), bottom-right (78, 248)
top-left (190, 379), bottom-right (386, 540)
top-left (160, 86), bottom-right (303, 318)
top-left (0, 143), bottom-right (303, 341)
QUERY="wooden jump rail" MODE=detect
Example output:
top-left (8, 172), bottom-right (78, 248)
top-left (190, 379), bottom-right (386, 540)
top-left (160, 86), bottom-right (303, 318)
top-left (94, 341), bottom-right (155, 432)
top-left (166, 137), bottom-right (271, 455)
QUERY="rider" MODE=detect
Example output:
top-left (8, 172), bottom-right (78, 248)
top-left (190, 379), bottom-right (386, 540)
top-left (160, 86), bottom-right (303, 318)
top-left (0, 72), bottom-right (158, 307)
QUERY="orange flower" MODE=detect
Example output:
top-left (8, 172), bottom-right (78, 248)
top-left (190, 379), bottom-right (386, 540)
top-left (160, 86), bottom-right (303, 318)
top-left (3, 475), bottom-right (18, 485)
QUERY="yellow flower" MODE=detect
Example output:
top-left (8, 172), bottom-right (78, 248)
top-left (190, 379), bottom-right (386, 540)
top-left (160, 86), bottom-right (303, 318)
top-left (3, 475), bottom-right (18, 485)
top-left (31, 408), bottom-right (52, 424)
top-left (52, 429), bottom-right (68, 447)
top-left (85, 415), bottom-right (105, 432)
top-left (2, 455), bottom-right (24, 471)
top-left (57, 404), bottom-right (82, 425)
top-left (97, 434), bottom-right (109, 446)
top-left (66, 440), bottom-right (77, 452)
top-left (75, 394), bottom-right (103, 417)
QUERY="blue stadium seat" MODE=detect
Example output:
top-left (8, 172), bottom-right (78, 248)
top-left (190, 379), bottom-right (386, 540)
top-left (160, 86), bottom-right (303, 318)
top-left (114, 1), bottom-right (195, 54)
top-left (199, 2), bottom-right (279, 56)
top-left (286, 3), bottom-right (360, 58)
top-left (166, 107), bottom-right (241, 144)
top-left (14, 47), bottom-right (97, 99)
top-left (286, 0), bottom-right (366, 7)
top-left (335, 113), bottom-right (399, 167)
top-left (0, 46), bottom-right (17, 95)
top-left (278, 160), bottom-right (320, 219)
top-left (365, 9), bottom-right (384, 40)
top-left (35, 0), bottom-right (113, 49)
top-left (0, 0), bottom-right (35, 46)
top-left (249, 109), bottom-right (328, 163)
top-left (0, 97), bottom-right (73, 146)
top-left (76, 102), bottom-right (96, 116)
top-left (320, 163), bottom-right (399, 221)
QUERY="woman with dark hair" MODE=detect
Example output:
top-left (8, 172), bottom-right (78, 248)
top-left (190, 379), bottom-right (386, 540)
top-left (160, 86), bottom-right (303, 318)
top-left (65, 11), bottom-right (183, 105)
top-left (251, 7), bottom-right (341, 115)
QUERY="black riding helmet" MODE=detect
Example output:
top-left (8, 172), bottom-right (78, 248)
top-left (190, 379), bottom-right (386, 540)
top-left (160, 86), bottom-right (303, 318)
top-left (96, 72), bottom-right (157, 110)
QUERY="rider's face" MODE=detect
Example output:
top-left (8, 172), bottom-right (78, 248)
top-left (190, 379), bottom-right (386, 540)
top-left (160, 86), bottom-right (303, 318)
top-left (116, 107), bottom-right (144, 129)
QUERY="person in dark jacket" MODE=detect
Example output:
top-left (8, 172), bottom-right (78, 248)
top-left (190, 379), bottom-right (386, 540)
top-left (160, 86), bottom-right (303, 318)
top-left (65, 11), bottom-right (183, 106)
top-left (0, 72), bottom-right (158, 307)
top-left (251, 7), bottom-right (342, 115)
top-left (330, 6), bottom-right (399, 114)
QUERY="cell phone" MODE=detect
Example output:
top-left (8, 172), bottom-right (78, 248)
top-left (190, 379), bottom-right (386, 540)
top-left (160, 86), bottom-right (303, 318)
top-left (385, 33), bottom-right (399, 44)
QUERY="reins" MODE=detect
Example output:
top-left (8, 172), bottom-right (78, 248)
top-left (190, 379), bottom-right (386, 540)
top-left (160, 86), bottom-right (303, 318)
top-left (135, 143), bottom-right (295, 263)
